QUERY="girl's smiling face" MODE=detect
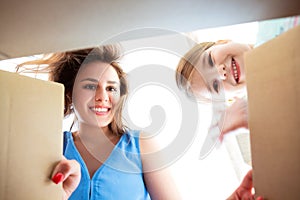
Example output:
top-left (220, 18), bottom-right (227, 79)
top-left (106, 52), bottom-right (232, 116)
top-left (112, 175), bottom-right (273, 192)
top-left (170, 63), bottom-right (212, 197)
top-left (189, 41), bottom-right (252, 102)
top-left (72, 61), bottom-right (121, 128)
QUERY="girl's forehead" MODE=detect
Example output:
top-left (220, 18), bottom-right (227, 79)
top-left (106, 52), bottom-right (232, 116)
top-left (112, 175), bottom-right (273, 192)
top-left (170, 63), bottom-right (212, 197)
top-left (208, 42), bottom-right (228, 50)
top-left (209, 41), bottom-right (250, 52)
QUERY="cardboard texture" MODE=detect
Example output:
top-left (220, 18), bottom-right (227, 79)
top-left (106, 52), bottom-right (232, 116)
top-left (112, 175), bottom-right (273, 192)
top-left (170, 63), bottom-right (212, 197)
top-left (0, 70), bottom-right (64, 200)
top-left (245, 25), bottom-right (300, 199)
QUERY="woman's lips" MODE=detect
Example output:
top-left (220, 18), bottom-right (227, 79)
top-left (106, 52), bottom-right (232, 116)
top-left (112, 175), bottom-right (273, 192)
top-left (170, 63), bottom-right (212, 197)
top-left (231, 58), bottom-right (241, 84)
top-left (90, 106), bottom-right (111, 116)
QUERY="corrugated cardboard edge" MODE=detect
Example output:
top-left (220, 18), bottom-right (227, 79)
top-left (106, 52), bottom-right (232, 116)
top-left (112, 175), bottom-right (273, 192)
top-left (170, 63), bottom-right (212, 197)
top-left (0, 70), bottom-right (64, 200)
top-left (245, 25), bottom-right (300, 199)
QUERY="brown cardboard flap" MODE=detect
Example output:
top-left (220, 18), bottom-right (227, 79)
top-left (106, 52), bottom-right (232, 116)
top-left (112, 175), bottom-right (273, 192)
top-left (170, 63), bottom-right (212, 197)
top-left (245, 25), bottom-right (300, 199)
top-left (0, 70), bottom-right (64, 200)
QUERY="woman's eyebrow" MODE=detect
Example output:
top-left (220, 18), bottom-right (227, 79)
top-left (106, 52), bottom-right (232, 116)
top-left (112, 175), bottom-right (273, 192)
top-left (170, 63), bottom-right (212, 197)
top-left (107, 81), bottom-right (120, 85)
top-left (80, 78), bottom-right (98, 82)
top-left (80, 78), bottom-right (119, 85)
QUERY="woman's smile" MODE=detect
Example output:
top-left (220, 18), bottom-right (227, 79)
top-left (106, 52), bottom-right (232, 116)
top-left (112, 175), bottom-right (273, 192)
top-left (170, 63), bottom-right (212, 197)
top-left (90, 106), bottom-right (111, 116)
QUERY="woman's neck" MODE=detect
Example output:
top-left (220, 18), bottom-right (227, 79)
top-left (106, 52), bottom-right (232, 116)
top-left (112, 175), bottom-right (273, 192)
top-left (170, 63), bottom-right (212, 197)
top-left (75, 123), bottom-right (119, 146)
top-left (72, 123), bottom-right (120, 178)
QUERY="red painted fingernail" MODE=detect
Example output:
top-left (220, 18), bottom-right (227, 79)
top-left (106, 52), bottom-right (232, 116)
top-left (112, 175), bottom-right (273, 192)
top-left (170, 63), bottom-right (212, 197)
top-left (52, 172), bottom-right (64, 184)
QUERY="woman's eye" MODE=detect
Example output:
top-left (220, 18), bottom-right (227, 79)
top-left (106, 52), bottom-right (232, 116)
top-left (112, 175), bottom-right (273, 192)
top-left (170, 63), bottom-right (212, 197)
top-left (212, 80), bottom-right (219, 93)
top-left (107, 86), bottom-right (118, 92)
top-left (83, 84), bottom-right (97, 90)
top-left (208, 52), bottom-right (214, 67)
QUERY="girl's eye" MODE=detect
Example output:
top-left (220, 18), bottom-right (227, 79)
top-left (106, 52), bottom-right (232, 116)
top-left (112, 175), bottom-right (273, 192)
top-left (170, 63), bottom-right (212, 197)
top-left (212, 80), bottom-right (219, 93)
top-left (208, 52), bottom-right (214, 67)
top-left (83, 84), bottom-right (97, 90)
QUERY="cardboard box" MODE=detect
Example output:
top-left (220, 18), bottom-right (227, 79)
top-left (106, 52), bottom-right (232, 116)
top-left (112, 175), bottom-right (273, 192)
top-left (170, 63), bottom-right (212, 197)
top-left (0, 70), bottom-right (64, 200)
top-left (245, 25), bottom-right (300, 199)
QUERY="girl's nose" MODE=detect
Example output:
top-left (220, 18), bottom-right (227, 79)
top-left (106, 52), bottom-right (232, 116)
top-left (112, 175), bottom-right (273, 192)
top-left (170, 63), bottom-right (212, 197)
top-left (217, 64), bottom-right (227, 80)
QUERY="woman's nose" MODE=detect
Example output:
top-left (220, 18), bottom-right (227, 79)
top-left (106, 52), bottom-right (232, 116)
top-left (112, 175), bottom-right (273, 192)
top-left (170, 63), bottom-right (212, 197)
top-left (217, 64), bottom-right (227, 80)
top-left (95, 88), bottom-right (108, 102)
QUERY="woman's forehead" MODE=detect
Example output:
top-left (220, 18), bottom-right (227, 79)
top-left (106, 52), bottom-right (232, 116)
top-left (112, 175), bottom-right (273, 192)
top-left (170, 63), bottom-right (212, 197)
top-left (77, 61), bottom-right (119, 81)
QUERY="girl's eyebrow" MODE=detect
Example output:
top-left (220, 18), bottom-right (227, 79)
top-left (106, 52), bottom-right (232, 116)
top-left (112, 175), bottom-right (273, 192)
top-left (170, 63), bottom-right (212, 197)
top-left (196, 52), bottom-right (212, 92)
top-left (206, 80), bottom-right (212, 93)
top-left (200, 52), bottom-right (207, 69)
top-left (205, 51), bottom-right (213, 67)
top-left (207, 52), bottom-right (214, 67)
top-left (198, 51), bottom-right (209, 71)
top-left (193, 52), bottom-right (206, 77)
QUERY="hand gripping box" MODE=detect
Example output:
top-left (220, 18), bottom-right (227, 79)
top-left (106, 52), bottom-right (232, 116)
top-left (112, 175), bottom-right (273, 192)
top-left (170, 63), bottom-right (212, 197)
top-left (0, 70), bottom-right (64, 200)
top-left (245, 25), bottom-right (300, 200)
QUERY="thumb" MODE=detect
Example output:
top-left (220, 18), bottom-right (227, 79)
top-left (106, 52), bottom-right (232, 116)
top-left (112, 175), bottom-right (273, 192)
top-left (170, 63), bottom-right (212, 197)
top-left (51, 156), bottom-right (80, 184)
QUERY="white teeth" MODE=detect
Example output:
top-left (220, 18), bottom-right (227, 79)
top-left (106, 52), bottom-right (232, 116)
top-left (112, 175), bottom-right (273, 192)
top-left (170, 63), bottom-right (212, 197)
top-left (92, 107), bottom-right (108, 112)
top-left (232, 60), bottom-right (238, 81)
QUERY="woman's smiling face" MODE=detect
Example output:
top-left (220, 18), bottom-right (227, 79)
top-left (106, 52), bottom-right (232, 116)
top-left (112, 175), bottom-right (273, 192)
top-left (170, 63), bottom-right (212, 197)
top-left (189, 41), bottom-right (253, 102)
top-left (72, 61), bottom-right (121, 128)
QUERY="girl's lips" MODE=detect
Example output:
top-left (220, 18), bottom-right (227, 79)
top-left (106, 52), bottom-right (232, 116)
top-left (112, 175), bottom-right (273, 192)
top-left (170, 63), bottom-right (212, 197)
top-left (231, 58), bottom-right (241, 84)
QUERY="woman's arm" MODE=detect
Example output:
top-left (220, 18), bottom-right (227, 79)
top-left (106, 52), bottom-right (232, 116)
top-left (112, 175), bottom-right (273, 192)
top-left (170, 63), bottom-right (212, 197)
top-left (140, 132), bottom-right (182, 200)
top-left (51, 156), bottom-right (81, 200)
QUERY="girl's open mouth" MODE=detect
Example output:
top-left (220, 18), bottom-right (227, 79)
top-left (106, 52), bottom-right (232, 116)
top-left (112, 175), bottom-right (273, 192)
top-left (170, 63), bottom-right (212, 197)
top-left (231, 58), bottom-right (240, 84)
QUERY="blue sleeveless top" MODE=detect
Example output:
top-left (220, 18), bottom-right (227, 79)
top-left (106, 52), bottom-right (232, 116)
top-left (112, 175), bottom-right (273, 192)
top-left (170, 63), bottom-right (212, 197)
top-left (63, 130), bottom-right (151, 200)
